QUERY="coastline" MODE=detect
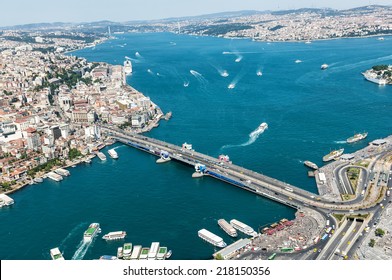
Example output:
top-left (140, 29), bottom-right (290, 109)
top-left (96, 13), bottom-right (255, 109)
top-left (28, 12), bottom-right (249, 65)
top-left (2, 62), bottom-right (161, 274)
top-left (2, 40), bottom-right (165, 197)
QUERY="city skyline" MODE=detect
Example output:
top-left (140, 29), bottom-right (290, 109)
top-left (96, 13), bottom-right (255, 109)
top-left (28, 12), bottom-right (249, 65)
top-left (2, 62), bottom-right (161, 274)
top-left (1, 0), bottom-right (391, 27)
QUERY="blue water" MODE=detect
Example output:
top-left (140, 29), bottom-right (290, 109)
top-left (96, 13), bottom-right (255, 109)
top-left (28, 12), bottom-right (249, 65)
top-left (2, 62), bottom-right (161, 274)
top-left (1, 33), bottom-right (392, 260)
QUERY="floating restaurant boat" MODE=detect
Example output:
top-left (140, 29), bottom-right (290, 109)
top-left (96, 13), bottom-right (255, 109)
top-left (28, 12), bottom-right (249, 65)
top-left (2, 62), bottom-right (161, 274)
top-left (97, 152), bottom-right (107, 161)
top-left (198, 229), bottom-right (227, 248)
top-left (102, 231), bottom-right (126, 241)
top-left (50, 247), bottom-right (64, 260)
top-left (47, 172), bottom-right (63, 182)
top-left (347, 132), bottom-right (368, 143)
top-left (322, 148), bottom-right (344, 162)
top-left (83, 223), bottom-right (101, 242)
top-left (218, 219), bottom-right (238, 237)
top-left (230, 219), bottom-right (257, 237)
top-left (304, 161), bottom-right (318, 170)
top-left (108, 149), bottom-right (118, 159)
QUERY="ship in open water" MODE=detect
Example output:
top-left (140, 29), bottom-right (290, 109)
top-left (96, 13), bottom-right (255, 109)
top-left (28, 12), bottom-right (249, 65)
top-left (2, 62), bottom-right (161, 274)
top-left (347, 132), bottom-right (368, 143)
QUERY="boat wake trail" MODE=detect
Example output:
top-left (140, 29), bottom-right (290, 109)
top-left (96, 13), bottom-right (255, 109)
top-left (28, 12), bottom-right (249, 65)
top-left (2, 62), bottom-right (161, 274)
top-left (59, 223), bottom-right (86, 248)
top-left (334, 140), bottom-right (346, 144)
top-left (190, 70), bottom-right (208, 84)
top-left (221, 132), bottom-right (261, 150)
top-left (71, 240), bottom-right (91, 260)
top-left (147, 69), bottom-right (155, 75)
top-left (135, 51), bottom-right (143, 58)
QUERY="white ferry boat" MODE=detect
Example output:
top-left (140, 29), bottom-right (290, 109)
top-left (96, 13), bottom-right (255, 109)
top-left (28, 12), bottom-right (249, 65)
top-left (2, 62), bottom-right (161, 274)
top-left (33, 177), bottom-right (43, 183)
top-left (148, 242), bottom-right (160, 260)
top-left (321, 64), bottom-right (329, 70)
top-left (221, 70), bottom-right (229, 77)
top-left (295, 59), bottom-right (303, 63)
top-left (0, 194), bottom-right (14, 208)
top-left (322, 148), bottom-right (344, 162)
top-left (249, 122), bottom-right (268, 138)
top-left (165, 250), bottom-right (172, 259)
top-left (50, 247), bottom-right (65, 260)
top-left (123, 243), bottom-right (133, 259)
top-left (55, 168), bottom-right (70, 176)
top-left (156, 246), bottom-right (167, 260)
top-left (102, 231), bottom-right (126, 241)
top-left (139, 248), bottom-right (149, 260)
top-left (230, 219), bottom-right (257, 237)
top-left (130, 245), bottom-right (142, 260)
top-left (97, 152), bottom-right (107, 161)
top-left (124, 58), bottom-right (132, 75)
top-left (218, 219), bottom-right (238, 237)
top-left (117, 247), bottom-right (123, 259)
top-left (47, 172), bottom-right (63, 182)
top-left (304, 161), bottom-right (318, 170)
top-left (228, 83), bottom-right (235, 89)
top-left (347, 132), bottom-right (368, 143)
top-left (83, 223), bottom-right (101, 242)
top-left (108, 149), bottom-right (118, 159)
top-left (198, 229), bottom-right (227, 248)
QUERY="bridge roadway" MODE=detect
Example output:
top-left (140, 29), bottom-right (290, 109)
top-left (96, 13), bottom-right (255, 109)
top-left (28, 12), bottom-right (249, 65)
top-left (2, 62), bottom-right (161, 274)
top-left (102, 126), bottom-right (377, 212)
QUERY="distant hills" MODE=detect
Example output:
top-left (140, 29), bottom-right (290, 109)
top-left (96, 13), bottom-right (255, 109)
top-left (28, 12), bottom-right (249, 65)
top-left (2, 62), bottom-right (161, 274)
top-left (1, 5), bottom-right (391, 31)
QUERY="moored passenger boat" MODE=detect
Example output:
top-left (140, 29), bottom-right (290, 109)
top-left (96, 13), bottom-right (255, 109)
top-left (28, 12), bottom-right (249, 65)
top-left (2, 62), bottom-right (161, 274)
top-left (218, 219), bottom-right (238, 237)
top-left (198, 229), bottom-right (227, 248)
top-left (230, 219), bottom-right (257, 237)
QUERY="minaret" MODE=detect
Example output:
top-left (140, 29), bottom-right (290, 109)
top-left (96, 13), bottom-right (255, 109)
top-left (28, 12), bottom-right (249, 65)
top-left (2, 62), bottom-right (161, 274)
top-left (108, 26), bottom-right (111, 37)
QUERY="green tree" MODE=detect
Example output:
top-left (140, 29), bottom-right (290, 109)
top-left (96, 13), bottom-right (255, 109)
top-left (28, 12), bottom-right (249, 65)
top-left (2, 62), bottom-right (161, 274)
top-left (375, 228), bottom-right (385, 237)
top-left (214, 253), bottom-right (224, 260)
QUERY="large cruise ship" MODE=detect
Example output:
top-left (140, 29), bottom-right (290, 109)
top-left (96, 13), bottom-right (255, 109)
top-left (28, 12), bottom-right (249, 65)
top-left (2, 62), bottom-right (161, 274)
top-left (124, 58), bottom-right (132, 75)
top-left (108, 149), bottom-right (118, 159)
top-left (198, 229), bottom-right (227, 248)
top-left (102, 231), bottom-right (126, 241)
top-left (50, 247), bottom-right (65, 260)
top-left (362, 71), bottom-right (387, 85)
top-left (322, 148), bottom-right (344, 162)
top-left (249, 122), bottom-right (268, 138)
top-left (83, 223), bottom-right (101, 242)
top-left (230, 219), bottom-right (258, 237)
top-left (347, 132), bottom-right (368, 143)
top-left (218, 219), bottom-right (238, 237)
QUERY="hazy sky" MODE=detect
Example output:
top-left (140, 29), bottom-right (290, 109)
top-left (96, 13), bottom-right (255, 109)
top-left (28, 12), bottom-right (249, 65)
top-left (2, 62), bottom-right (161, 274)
top-left (2, 0), bottom-right (392, 26)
